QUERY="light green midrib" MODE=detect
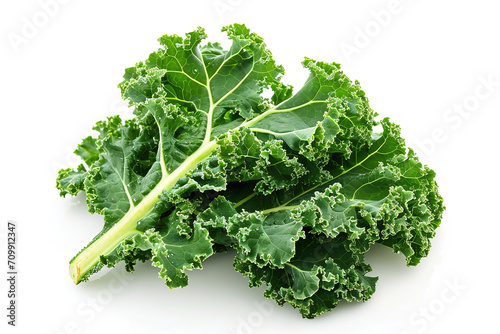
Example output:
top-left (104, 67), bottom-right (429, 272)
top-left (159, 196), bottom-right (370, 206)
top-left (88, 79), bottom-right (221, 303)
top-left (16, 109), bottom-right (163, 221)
top-left (69, 139), bottom-right (218, 283)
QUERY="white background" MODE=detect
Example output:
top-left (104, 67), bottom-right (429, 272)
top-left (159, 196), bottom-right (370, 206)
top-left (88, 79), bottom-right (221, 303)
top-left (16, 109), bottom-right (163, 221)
top-left (1, 0), bottom-right (499, 333)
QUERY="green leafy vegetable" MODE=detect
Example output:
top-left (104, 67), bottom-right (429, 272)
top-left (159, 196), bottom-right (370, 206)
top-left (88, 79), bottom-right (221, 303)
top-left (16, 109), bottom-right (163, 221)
top-left (57, 24), bottom-right (444, 318)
